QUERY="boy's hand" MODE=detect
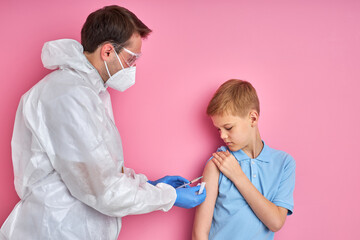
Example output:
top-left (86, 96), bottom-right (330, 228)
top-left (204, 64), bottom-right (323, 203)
top-left (212, 151), bottom-right (243, 181)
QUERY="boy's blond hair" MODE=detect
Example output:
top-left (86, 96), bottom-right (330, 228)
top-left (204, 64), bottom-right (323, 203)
top-left (207, 79), bottom-right (260, 117)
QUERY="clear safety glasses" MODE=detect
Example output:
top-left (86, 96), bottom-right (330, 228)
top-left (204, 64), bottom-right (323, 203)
top-left (120, 47), bottom-right (142, 67)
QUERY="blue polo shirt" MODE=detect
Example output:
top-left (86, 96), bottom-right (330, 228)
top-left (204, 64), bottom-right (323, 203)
top-left (209, 142), bottom-right (296, 240)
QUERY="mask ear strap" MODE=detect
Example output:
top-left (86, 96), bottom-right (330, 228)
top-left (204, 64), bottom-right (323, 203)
top-left (114, 49), bottom-right (125, 69)
top-left (104, 61), bottom-right (112, 78)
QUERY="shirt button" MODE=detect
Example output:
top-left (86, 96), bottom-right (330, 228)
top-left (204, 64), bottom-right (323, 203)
top-left (251, 161), bottom-right (255, 164)
top-left (253, 174), bottom-right (256, 178)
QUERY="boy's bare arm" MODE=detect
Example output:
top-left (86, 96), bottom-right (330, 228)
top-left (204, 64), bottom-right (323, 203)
top-left (192, 160), bottom-right (219, 240)
top-left (212, 151), bottom-right (288, 232)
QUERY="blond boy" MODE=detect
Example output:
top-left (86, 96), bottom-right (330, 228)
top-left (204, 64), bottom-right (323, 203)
top-left (193, 79), bottom-right (295, 240)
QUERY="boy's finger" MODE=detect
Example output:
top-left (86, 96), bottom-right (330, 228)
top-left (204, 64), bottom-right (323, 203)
top-left (212, 157), bottom-right (220, 168)
top-left (213, 152), bottom-right (220, 158)
top-left (212, 153), bottom-right (222, 162)
top-left (217, 151), bottom-right (226, 159)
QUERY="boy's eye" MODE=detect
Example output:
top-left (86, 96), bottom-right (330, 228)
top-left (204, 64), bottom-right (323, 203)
top-left (225, 127), bottom-right (233, 131)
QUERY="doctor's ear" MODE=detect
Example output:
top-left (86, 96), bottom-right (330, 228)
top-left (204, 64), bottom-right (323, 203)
top-left (100, 43), bottom-right (114, 61)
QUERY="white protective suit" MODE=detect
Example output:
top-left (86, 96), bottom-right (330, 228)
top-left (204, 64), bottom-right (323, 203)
top-left (1, 39), bottom-right (176, 239)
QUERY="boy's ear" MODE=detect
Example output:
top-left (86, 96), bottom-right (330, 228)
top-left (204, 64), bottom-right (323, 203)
top-left (249, 110), bottom-right (259, 127)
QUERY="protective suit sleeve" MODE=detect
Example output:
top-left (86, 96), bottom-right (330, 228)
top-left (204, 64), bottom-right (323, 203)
top-left (27, 87), bottom-right (176, 217)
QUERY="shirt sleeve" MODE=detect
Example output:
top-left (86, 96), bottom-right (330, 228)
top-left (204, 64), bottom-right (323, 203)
top-left (28, 86), bottom-right (176, 217)
top-left (272, 154), bottom-right (296, 215)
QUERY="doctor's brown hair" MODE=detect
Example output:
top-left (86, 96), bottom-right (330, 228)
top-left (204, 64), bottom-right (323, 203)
top-left (81, 5), bottom-right (152, 53)
top-left (207, 79), bottom-right (260, 117)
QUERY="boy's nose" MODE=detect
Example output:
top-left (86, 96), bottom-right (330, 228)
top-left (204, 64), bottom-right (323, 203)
top-left (220, 131), bottom-right (228, 140)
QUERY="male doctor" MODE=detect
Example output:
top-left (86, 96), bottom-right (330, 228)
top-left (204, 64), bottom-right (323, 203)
top-left (0, 5), bottom-right (206, 239)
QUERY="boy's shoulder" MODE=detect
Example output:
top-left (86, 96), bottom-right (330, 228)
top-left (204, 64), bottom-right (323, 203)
top-left (266, 144), bottom-right (292, 157)
top-left (265, 144), bottom-right (296, 167)
top-left (214, 143), bottom-right (295, 165)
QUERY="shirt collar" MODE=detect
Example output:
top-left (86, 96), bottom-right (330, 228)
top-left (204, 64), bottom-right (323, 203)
top-left (231, 141), bottom-right (270, 163)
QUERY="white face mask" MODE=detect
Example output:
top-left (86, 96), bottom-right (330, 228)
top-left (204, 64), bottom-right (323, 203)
top-left (104, 49), bottom-right (136, 92)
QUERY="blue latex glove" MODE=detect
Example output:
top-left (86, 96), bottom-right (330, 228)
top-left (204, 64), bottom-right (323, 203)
top-left (174, 185), bottom-right (206, 209)
top-left (148, 175), bottom-right (190, 188)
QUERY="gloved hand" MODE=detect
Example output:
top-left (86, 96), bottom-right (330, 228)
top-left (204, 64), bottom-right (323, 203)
top-left (174, 185), bottom-right (206, 209)
top-left (148, 175), bottom-right (190, 188)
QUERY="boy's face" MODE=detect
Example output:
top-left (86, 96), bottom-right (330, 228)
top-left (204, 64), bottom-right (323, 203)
top-left (211, 113), bottom-right (253, 152)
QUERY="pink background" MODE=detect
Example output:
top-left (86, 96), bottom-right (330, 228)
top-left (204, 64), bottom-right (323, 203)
top-left (1, 0), bottom-right (359, 239)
